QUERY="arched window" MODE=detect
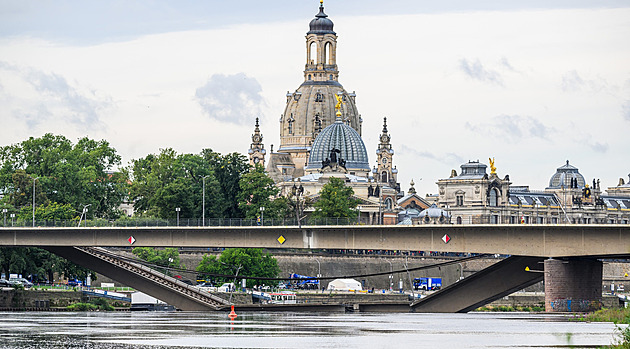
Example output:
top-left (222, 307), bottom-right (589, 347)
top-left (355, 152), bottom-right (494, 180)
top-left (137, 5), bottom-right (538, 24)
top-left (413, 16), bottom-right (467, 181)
top-left (385, 198), bottom-right (393, 210)
top-left (329, 74), bottom-right (333, 80)
top-left (324, 42), bottom-right (332, 64)
top-left (489, 188), bottom-right (498, 207)
top-left (457, 217), bottom-right (463, 224)
top-left (381, 171), bottom-right (388, 183)
top-left (308, 41), bottom-right (316, 64)
top-left (308, 74), bottom-right (311, 80)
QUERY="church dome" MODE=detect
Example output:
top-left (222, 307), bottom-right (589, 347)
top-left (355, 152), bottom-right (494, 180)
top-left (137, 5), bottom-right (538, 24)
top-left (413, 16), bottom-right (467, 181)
top-left (547, 160), bottom-right (585, 189)
top-left (306, 120), bottom-right (369, 172)
top-left (308, 3), bottom-right (335, 34)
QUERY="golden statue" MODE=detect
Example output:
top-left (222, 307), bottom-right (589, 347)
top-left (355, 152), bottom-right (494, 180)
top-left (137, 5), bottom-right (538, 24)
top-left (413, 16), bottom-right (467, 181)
top-left (335, 93), bottom-right (343, 111)
top-left (489, 157), bottom-right (496, 174)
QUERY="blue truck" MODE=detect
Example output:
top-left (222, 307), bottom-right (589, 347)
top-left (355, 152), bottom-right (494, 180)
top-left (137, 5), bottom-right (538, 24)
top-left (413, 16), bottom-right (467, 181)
top-left (413, 277), bottom-right (442, 291)
top-left (289, 273), bottom-right (319, 290)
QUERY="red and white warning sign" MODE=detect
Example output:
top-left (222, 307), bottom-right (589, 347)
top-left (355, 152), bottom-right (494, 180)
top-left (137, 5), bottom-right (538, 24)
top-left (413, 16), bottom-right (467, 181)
top-left (442, 234), bottom-right (450, 244)
top-left (128, 236), bottom-right (136, 245)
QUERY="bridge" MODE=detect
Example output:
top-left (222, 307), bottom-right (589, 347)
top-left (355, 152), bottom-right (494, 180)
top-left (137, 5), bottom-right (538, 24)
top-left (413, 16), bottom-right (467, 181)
top-left (2, 224), bottom-right (629, 312)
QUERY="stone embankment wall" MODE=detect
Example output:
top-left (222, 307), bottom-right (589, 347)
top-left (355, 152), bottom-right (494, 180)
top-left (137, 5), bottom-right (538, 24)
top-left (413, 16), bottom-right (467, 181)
top-left (97, 250), bottom-right (630, 295)
top-left (0, 290), bottom-right (82, 309)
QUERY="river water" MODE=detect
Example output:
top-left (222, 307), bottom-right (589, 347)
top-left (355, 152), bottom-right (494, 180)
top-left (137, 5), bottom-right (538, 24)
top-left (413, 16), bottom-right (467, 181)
top-left (0, 311), bottom-right (621, 348)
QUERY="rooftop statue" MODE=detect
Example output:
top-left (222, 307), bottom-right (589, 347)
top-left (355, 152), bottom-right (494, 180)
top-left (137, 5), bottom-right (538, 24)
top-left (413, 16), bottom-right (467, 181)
top-left (489, 157), bottom-right (496, 175)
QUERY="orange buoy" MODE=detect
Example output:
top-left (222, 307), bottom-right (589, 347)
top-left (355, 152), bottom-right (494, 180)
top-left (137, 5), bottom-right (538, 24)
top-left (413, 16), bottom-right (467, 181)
top-left (228, 305), bottom-right (237, 320)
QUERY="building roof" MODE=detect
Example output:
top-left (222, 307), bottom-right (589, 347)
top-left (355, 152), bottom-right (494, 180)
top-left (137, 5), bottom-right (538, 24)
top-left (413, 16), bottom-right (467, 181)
top-left (508, 190), bottom-right (560, 207)
top-left (446, 160), bottom-right (488, 180)
top-left (308, 2), bottom-right (335, 35)
top-left (419, 204), bottom-right (450, 218)
top-left (601, 196), bottom-right (630, 210)
top-left (547, 160), bottom-right (585, 189)
top-left (305, 120), bottom-right (370, 172)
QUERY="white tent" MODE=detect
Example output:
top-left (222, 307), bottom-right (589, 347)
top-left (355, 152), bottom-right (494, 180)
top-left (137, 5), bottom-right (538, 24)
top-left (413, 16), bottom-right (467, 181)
top-left (326, 278), bottom-right (363, 291)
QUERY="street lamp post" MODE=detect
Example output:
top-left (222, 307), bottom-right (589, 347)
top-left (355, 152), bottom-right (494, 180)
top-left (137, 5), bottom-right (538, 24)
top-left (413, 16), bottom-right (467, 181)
top-left (202, 176), bottom-right (209, 227)
top-left (2, 208), bottom-right (6, 227)
top-left (387, 259), bottom-right (393, 292)
top-left (312, 257), bottom-right (321, 291)
top-left (259, 206), bottom-right (265, 226)
top-left (176, 208), bottom-right (181, 226)
top-left (292, 182), bottom-right (304, 228)
top-left (10, 213), bottom-right (15, 227)
top-left (78, 204), bottom-right (91, 227)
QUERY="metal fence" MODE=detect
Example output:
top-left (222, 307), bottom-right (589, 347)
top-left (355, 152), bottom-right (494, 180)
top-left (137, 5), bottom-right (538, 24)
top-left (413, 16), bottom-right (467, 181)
top-left (2, 216), bottom-right (365, 228)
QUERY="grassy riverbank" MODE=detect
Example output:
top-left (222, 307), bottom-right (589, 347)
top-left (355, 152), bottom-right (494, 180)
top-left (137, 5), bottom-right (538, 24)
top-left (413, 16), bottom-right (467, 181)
top-left (575, 308), bottom-right (630, 348)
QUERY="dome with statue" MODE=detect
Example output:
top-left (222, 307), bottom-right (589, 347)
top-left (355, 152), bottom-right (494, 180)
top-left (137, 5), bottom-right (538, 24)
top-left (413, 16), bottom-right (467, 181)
top-left (305, 118), bottom-right (370, 174)
top-left (547, 160), bottom-right (586, 189)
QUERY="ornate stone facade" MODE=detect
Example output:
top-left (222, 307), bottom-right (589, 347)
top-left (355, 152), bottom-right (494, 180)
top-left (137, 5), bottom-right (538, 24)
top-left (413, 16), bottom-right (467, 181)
top-left (276, 2), bottom-right (361, 176)
top-left (247, 117), bottom-right (266, 167)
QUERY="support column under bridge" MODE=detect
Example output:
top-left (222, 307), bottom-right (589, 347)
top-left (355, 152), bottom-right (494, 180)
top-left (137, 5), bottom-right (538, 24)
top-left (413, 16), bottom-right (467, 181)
top-left (544, 258), bottom-right (602, 312)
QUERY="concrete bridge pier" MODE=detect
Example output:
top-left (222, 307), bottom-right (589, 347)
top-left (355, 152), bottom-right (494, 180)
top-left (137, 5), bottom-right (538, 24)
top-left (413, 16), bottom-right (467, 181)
top-left (544, 258), bottom-right (602, 312)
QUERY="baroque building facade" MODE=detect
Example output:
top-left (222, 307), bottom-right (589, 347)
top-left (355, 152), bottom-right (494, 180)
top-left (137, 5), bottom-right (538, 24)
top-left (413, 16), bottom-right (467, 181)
top-left (435, 159), bottom-right (630, 225)
top-left (250, 2), bottom-right (401, 224)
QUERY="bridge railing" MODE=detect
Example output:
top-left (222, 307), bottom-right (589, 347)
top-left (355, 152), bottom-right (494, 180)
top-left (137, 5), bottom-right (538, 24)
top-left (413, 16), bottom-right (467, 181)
top-left (2, 216), bottom-right (366, 228)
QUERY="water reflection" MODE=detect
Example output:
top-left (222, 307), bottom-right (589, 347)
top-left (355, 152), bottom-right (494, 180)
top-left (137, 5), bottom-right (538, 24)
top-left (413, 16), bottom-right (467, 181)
top-left (0, 311), bottom-right (618, 348)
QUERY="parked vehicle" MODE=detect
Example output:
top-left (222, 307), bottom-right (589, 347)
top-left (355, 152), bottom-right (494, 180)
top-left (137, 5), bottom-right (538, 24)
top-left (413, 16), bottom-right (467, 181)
top-left (0, 279), bottom-right (11, 287)
top-left (289, 273), bottom-right (319, 289)
top-left (9, 277), bottom-right (33, 288)
top-left (413, 277), bottom-right (442, 291)
top-left (66, 279), bottom-right (83, 287)
top-left (218, 283), bottom-right (235, 292)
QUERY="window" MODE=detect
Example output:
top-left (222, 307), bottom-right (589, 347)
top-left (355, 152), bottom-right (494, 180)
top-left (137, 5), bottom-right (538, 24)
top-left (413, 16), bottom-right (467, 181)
top-left (456, 195), bottom-right (464, 206)
top-left (510, 216), bottom-right (516, 224)
top-left (308, 41), bottom-right (316, 64)
top-left (489, 189), bottom-right (498, 207)
top-left (381, 171), bottom-right (388, 183)
top-left (288, 117), bottom-right (294, 135)
top-left (329, 74), bottom-right (333, 80)
top-left (308, 74), bottom-right (311, 80)
top-left (385, 198), bottom-right (393, 210)
top-left (552, 217), bottom-right (558, 224)
top-left (491, 215), bottom-right (499, 224)
top-left (456, 217), bottom-right (462, 224)
top-left (537, 217), bottom-right (544, 224)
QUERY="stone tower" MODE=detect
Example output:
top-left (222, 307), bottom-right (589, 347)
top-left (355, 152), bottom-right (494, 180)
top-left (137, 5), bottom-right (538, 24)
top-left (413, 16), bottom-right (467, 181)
top-left (277, 1), bottom-right (361, 176)
top-left (374, 117), bottom-right (399, 191)
top-left (248, 117), bottom-right (266, 167)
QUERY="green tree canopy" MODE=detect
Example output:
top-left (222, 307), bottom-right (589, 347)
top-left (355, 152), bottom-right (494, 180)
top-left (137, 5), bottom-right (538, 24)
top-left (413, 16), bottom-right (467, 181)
top-left (126, 148), bottom-right (249, 219)
top-left (311, 176), bottom-right (360, 219)
top-left (132, 247), bottom-right (182, 275)
top-left (0, 133), bottom-right (128, 219)
top-left (237, 164), bottom-right (286, 220)
top-left (195, 248), bottom-right (280, 288)
top-left (0, 247), bottom-right (95, 283)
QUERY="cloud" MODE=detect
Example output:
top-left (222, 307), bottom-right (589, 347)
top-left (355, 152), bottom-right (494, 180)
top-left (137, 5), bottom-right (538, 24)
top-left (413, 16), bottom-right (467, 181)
top-left (399, 144), bottom-right (465, 166)
top-left (561, 70), bottom-right (608, 93)
top-left (195, 73), bottom-right (265, 125)
top-left (459, 58), bottom-right (503, 86)
top-left (465, 114), bottom-right (554, 140)
top-left (588, 141), bottom-right (609, 153)
top-left (623, 101), bottom-right (630, 122)
top-left (0, 61), bottom-right (109, 130)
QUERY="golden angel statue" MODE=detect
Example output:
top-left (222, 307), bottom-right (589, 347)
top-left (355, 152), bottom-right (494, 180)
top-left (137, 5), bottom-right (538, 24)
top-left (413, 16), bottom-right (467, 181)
top-left (489, 157), bottom-right (496, 174)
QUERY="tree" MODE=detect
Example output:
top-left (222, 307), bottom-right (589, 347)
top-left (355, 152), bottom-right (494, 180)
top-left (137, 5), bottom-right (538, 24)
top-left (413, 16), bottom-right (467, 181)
top-left (311, 176), bottom-right (360, 219)
top-left (196, 248), bottom-right (280, 288)
top-left (206, 151), bottom-right (250, 218)
top-left (0, 247), bottom-right (94, 283)
top-left (127, 148), bottom-right (249, 220)
top-left (126, 149), bottom-right (223, 219)
top-left (237, 164), bottom-right (286, 220)
top-left (0, 134), bottom-right (128, 219)
top-left (132, 247), bottom-right (182, 275)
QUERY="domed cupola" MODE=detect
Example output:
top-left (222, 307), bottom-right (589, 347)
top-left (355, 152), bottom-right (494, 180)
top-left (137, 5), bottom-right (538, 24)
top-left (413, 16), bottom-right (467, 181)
top-left (547, 160), bottom-right (586, 189)
top-left (308, 1), bottom-right (335, 35)
top-left (305, 119), bottom-right (370, 175)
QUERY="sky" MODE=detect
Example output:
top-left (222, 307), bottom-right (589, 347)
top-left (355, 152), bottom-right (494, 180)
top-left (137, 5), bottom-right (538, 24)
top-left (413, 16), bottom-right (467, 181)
top-left (0, 0), bottom-right (629, 197)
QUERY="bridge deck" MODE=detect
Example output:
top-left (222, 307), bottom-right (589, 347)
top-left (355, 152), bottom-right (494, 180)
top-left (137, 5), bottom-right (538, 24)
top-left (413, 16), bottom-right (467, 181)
top-left (2, 225), bottom-right (629, 257)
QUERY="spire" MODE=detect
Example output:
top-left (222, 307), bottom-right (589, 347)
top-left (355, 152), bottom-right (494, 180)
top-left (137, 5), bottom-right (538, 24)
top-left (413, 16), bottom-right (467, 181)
top-left (248, 117), bottom-right (265, 167)
top-left (409, 179), bottom-right (416, 194)
top-left (382, 117), bottom-right (388, 133)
